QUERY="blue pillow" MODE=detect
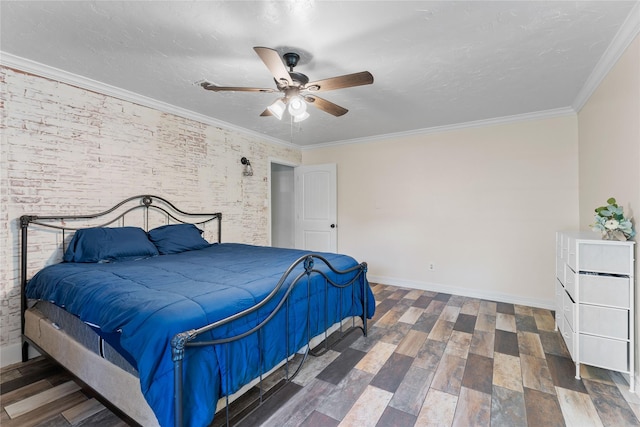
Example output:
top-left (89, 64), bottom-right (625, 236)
top-left (63, 227), bottom-right (159, 263)
top-left (148, 224), bottom-right (211, 255)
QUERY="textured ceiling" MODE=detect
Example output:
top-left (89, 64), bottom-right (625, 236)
top-left (1, 1), bottom-right (638, 147)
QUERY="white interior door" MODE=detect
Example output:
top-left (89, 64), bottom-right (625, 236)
top-left (294, 163), bottom-right (337, 252)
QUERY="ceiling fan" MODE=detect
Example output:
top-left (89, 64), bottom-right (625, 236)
top-left (200, 47), bottom-right (374, 122)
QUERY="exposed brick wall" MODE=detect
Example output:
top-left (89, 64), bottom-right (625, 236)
top-left (0, 66), bottom-right (301, 351)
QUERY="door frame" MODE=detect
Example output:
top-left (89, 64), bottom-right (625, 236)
top-left (268, 157), bottom-right (299, 247)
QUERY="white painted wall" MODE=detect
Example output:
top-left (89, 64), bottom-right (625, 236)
top-left (578, 35), bottom-right (639, 231)
top-left (0, 67), bottom-right (301, 365)
top-left (577, 34), bottom-right (639, 388)
top-left (302, 116), bottom-right (580, 308)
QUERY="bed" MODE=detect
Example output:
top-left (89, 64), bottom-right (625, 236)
top-left (20, 195), bottom-right (374, 427)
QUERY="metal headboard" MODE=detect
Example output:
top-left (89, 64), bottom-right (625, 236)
top-left (19, 194), bottom-right (222, 361)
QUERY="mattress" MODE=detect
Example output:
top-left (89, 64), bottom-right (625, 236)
top-left (30, 300), bottom-right (137, 376)
top-left (24, 306), bottom-right (160, 426)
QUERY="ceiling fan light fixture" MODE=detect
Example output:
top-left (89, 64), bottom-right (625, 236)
top-left (293, 111), bottom-right (310, 123)
top-left (287, 95), bottom-right (307, 117)
top-left (267, 99), bottom-right (286, 120)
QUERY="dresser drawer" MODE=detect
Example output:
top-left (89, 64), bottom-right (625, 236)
top-left (556, 257), bottom-right (564, 282)
top-left (555, 280), bottom-right (564, 327)
top-left (580, 334), bottom-right (628, 372)
top-left (564, 266), bottom-right (576, 300)
top-left (560, 233), bottom-right (570, 262)
top-left (555, 279), bottom-right (564, 301)
top-left (576, 242), bottom-right (633, 275)
top-left (563, 291), bottom-right (576, 331)
top-left (557, 314), bottom-right (565, 334)
top-left (579, 305), bottom-right (628, 339)
top-left (579, 274), bottom-right (630, 308)
top-left (562, 317), bottom-right (575, 359)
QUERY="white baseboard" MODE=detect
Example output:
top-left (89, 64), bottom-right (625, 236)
top-left (1, 342), bottom-right (41, 368)
top-left (368, 275), bottom-right (555, 310)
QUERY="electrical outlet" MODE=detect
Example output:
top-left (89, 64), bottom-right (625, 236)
top-left (428, 262), bottom-right (435, 271)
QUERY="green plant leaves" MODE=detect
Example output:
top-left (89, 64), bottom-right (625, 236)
top-left (591, 197), bottom-right (636, 240)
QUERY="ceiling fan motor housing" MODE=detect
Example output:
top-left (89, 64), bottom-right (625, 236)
top-left (283, 52), bottom-right (300, 69)
top-left (289, 72), bottom-right (309, 86)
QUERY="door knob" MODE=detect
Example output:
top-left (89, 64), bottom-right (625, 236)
top-left (330, 224), bottom-right (336, 228)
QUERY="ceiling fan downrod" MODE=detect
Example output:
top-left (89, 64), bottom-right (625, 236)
top-left (283, 52), bottom-right (309, 87)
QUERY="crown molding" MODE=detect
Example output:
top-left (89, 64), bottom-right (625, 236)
top-left (302, 106), bottom-right (577, 150)
top-left (0, 52), bottom-right (297, 149)
top-left (572, 1), bottom-right (640, 112)
top-left (0, 51), bottom-right (577, 151)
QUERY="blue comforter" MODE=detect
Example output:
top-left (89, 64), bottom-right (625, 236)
top-left (26, 243), bottom-right (374, 426)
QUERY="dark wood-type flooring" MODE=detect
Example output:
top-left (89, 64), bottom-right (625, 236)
top-left (2, 284), bottom-right (640, 426)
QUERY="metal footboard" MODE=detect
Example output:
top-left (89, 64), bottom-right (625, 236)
top-left (171, 254), bottom-right (369, 427)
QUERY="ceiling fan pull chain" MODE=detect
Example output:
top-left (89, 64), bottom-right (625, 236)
top-left (290, 114), bottom-right (294, 144)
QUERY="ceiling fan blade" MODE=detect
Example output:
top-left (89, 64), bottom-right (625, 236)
top-left (253, 47), bottom-right (293, 87)
top-left (304, 95), bottom-right (348, 117)
top-left (201, 82), bottom-right (276, 93)
top-left (305, 71), bottom-right (373, 93)
top-left (260, 109), bottom-right (273, 117)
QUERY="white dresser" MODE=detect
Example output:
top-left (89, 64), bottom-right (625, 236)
top-left (555, 231), bottom-right (636, 391)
